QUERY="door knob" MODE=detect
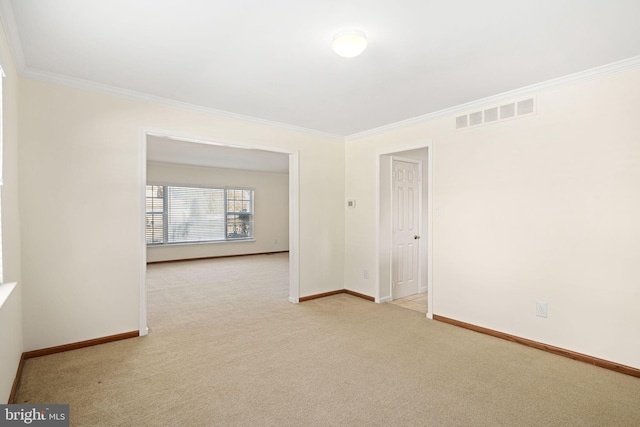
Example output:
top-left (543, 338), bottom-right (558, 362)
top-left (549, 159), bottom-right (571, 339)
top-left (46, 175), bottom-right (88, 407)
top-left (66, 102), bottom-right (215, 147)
top-left (414, 235), bottom-right (420, 239)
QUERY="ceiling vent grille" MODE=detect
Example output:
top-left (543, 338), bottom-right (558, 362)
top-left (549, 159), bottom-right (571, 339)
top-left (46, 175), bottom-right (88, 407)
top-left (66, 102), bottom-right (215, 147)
top-left (455, 115), bottom-right (468, 129)
top-left (517, 98), bottom-right (534, 115)
top-left (469, 111), bottom-right (483, 126)
top-left (455, 96), bottom-right (535, 130)
top-left (484, 107), bottom-right (498, 123)
top-left (500, 103), bottom-right (516, 119)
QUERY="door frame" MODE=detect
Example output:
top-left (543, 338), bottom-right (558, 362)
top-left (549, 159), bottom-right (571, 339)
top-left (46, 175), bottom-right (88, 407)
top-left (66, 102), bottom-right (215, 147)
top-left (375, 142), bottom-right (433, 318)
top-left (138, 128), bottom-right (300, 336)
top-left (390, 156), bottom-right (422, 300)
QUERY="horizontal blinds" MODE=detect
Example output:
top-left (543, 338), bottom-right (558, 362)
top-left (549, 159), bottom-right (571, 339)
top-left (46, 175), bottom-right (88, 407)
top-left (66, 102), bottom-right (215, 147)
top-left (146, 185), bottom-right (254, 244)
top-left (167, 186), bottom-right (225, 243)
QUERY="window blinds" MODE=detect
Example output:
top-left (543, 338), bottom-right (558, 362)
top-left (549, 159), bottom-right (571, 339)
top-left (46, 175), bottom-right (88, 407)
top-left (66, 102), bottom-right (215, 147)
top-left (146, 185), bottom-right (253, 245)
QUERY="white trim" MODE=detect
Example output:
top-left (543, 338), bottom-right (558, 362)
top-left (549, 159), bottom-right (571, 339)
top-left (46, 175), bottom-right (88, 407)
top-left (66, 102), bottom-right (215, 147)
top-left (3, 0), bottom-right (638, 145)
top-left (139, 129), bottom-right (301, 325)
top-left (347, 56), bottom-right (640, 141)
top-left (0, 0), bottom-right (339, 140)
top-left (373, 153), bottom-right (390, 303)
top-left (1, 0), bottom-right (638, 144)
top-left (138, 129), bottom-right (148, 336)
top-left (19, 67), bottom-right (344, 141)
top-left (426, 144), bottom-right (434, 320)
top-left (288, 152), bottom-right (300, 303)
top-left (375, 142), bottom-right (433, 318)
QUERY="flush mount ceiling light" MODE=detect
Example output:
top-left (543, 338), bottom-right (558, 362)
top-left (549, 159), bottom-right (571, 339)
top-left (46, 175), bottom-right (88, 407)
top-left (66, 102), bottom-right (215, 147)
top-left (332, 30), bottom-right (367, 58)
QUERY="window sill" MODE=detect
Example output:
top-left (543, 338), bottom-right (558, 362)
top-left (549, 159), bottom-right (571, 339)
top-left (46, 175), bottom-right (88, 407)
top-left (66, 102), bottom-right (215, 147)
top-left (147, 239), bottom-right (256, 248)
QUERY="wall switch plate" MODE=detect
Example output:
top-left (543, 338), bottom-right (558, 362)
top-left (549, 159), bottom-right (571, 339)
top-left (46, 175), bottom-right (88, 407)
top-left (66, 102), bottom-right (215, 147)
top-left (536, 301), bottom-right (548, 318)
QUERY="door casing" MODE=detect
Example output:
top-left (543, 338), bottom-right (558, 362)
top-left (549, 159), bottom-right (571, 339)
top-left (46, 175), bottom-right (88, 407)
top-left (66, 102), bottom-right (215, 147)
top-left (376, 143), bottom-right (433, 318)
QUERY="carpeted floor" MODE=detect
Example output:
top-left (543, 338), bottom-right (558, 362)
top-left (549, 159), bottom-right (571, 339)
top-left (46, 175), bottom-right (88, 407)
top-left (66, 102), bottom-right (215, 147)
top-left (14, 253), bottom-right (640, 426)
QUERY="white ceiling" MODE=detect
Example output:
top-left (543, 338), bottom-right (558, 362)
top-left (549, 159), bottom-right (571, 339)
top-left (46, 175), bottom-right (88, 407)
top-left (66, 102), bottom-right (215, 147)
top-left (2, 0), bottom-right (640, 137)
top-left (147, 135), bottom-right (289, 173)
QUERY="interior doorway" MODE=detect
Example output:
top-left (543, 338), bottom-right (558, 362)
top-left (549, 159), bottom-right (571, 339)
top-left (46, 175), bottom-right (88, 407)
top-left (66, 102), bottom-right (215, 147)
top-left (138, 130), bottom-right (300, 336)
top-left (377, 144), bottom-right (433, 318)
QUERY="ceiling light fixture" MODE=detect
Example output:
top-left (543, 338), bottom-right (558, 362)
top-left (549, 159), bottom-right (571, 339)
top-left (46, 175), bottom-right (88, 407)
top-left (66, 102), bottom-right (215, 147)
top-left (332, 30), bottom-right (367, 58)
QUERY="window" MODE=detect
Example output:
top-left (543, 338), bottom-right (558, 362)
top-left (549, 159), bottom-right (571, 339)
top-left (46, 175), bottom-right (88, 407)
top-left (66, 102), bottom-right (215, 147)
top-left (146, 185), bottom-right (254, 245)
top-left (146, 185), bottom-right (165, 244)
top-left (226, 189), bottom-right (253, 239)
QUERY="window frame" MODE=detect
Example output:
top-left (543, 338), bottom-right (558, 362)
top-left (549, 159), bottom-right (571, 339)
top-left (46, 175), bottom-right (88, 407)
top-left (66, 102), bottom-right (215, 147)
top-left (145, 184), bottom-right (255, 246)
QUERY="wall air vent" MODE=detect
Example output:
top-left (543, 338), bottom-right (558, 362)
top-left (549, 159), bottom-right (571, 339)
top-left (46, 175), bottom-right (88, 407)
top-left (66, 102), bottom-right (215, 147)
top-left (455, 115), bottom-right (468, 129)
top-left (455, 96), bottom-right (535, 130)
top-left (500, 103), bottom-right (516, 119)
top-left (517, 98), bottom-right (534, 115)
top-left (469, 111), bottom-right (483, 126)
top-left (484, 107), bottom-right (499, 123)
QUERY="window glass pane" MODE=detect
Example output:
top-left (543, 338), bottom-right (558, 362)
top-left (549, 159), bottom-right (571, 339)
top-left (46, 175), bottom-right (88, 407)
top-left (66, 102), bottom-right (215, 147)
top-left (146, 214), bottom-right (164, 245)
top-left (146, 185), bottom-right (165, 245)
top-left (146, 185), bottom-right (253, 245)
top-left (226, 188), bottom-right (253, 239)
top-left (167, 186), bottom-right (225, 243)
top-left (146, 197), bottom-right (163, 212)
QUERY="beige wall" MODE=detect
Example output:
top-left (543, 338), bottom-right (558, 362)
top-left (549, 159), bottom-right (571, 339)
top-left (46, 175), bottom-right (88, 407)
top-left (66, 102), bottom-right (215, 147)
top-left (3, 12), bottom-right (639, 402)
top-left (146, 161), bottom-right (289, 262)
top-left (0, 19), bottom-right (23, 402)
top-left (345, 68), bottom-right (640, 369)
top-left (18, 78), bottom-right (345, 351)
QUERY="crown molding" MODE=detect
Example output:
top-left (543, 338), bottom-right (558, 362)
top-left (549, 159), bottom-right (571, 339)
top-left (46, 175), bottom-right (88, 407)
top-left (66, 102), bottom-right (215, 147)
top-left (2, 0), bottom-right (638, 143)
top-left (0, 0), bottom-right (345, 142)
top-left (0, 0), bottom-right (341, 141)
top-left (346, 55), bottom-right (640, 141)
top-left (20, 67), bottom-right (345, 141)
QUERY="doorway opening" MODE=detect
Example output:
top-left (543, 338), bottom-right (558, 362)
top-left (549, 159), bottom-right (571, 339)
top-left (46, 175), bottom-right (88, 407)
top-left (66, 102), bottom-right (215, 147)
top-left (138, 130), bottom-right (300, 335)
top-left (377, 144), bottom-right (433, 318)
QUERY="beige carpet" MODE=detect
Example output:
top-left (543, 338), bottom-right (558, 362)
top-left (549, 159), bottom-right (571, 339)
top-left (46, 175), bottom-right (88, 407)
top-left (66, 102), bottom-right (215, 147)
top-left (15, 253), bottom-right (640, 426)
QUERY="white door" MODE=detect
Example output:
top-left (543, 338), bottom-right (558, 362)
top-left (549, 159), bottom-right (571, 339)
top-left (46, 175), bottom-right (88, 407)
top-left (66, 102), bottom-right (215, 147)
top-left (392, 159), bottom-right (421, 299)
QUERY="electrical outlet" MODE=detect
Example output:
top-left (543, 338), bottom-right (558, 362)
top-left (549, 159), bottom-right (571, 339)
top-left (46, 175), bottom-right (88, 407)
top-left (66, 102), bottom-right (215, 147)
top-left (536, 301), bottom-right (548, 318)
top-left (364, 269), bottom-right (369, 279)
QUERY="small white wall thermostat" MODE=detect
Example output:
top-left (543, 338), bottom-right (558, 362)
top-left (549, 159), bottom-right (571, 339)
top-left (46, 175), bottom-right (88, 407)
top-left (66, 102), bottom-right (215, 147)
top-left (347, 200), bottom-right (356, 208)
